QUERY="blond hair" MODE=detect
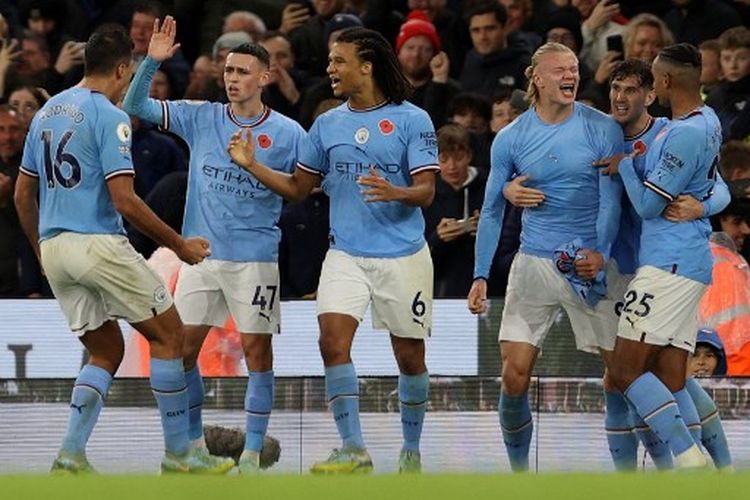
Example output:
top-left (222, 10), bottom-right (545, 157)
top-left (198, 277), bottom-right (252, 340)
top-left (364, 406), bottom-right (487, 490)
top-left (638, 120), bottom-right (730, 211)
top-left (524, 42), bottom-right (576, 106)
top-left (623, 13), bottom-right (674, 60)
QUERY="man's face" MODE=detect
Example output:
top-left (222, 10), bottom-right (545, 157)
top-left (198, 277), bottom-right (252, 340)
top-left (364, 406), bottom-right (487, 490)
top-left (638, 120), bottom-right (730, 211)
top-left (720, 214), bottom-right (750, 249)
top-left (700, 48), bottom-right (723, 86)
top-left (223, 52), bottom-right (269, 104)
top-left (720, 47), bottom-right (750, 83)
top-left (469, 13), bottom-right (505, 56)
top-left (439, 149), bottom-right (472, 187)
top-left (150, 70), bottom-right (171, 100)
top-left (0, 112), bottom-right (22, 160)
top-left (610, 75), bottom-right (653, 127)
top-left (398, 35), bottom-right (435, 81)
top-left (314, 0), bottom-right (345, 19)
top-left (490, 100), bottom-right (518, 133)
top-left (130, 12), bottom-right (155, 55)
top-left (20, 39), bottom-right (49, 76)
top-left (628, 25), bottom-right (664, 64)
top-left (500, 0), bottom-right (524, 34)
top-left (534, 50), bottom-right (580, 107)
top-left (260, 36), bottom-right (295, 84)
top-left (327, 41), bottom-right (366, 99)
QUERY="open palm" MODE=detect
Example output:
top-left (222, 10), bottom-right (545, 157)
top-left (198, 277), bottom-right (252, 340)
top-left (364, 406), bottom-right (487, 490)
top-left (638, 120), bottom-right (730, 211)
top-left (148, 16), bottom-right (181, 62)
top-left (228, 130), bottom-right (257, 170)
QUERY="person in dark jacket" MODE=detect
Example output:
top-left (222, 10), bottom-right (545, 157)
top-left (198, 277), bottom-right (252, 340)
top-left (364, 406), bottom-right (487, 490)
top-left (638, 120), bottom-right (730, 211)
top-left (706, 26), bottom-right (750, 142)
top-left (664, 0), bottom-right (742, 46)
top-left (460, 1), bottom-right (530, 96)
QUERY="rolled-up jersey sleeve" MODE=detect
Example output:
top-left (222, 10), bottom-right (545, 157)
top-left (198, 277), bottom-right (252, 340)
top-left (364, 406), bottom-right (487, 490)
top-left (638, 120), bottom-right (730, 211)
top-left (406, 109), bottom-right (439, 175)
top-left (97, 107), bottom-right (135, 180)
top-left (297, 118), bottom-right (327, 176)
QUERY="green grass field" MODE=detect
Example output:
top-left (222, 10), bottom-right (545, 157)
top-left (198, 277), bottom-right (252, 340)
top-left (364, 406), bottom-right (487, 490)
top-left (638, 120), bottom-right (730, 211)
top-left (1, 472), bottom-right (747, 500)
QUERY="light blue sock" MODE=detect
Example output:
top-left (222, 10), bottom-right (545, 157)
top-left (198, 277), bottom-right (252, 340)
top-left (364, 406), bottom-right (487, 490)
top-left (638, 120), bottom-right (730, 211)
top-left (499, 391), bottom-right (533, 472)
top-left (399, 372), bottom-right (429, 452)
top-left (325, 363), bottom-right (365, 449)
top-left (673, 387), bottom-right (702, 447)
top-left (150, 358), bottom-right (190, 457)
top-left (686, 377), bottom-right (732, 468)
top-left (184, 366), bottom-right (204, 441)
top-left (245, 370), bottom-right (274, 452)
top-left (61, 365), bottom-right (112, 455)
top-left (625, 372), bottom-right (695, 457)
top-left (632, 414), bottom-right (674, 470)
top-left (604, 390), bottom-right (638, 471)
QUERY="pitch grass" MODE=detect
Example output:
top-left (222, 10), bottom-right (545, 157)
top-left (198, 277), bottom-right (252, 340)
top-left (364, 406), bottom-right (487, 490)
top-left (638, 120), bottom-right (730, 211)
top-left (1, 472), bottom-right (747, 500)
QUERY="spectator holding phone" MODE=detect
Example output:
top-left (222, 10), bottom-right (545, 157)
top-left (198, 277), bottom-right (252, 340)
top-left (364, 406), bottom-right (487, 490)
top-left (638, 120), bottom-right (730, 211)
top-left (575, 0), bottom-right (627, 73)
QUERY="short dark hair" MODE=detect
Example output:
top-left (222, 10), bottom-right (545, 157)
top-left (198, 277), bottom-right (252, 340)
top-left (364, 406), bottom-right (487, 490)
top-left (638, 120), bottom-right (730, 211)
top-left (437, 124), bottom-right (472, 155)
top-left (336, 27), bottom-right (413, 104)
top-left (447, 93), bottom-right (491, 122)
top-left (719, 141), bottom-right (750, 179)
top-left (133, 0), bottom-right (163, 19)
top-left (465, 0), bottom-right (507, 27)
top-left (610, 58), bottom-right (654, 89)
top-left (84, 24), bottom-right (133, 76)
top-left (658, 43), bottom-right (702, 69)
top-left (228, 42), bottom-right (270, 68)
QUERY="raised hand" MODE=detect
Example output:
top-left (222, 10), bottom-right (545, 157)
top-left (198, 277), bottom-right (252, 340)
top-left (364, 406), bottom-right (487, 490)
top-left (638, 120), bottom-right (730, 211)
top-left (148, 16), bottom-right (181, 62)
top-left (228, 129), bottom-right (257, 170)
top-left (279, 3), bottom-right (311, 35)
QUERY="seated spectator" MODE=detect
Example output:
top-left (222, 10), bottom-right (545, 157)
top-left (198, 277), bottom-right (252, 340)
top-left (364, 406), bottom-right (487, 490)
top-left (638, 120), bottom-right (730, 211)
top-left (460, 1), bottom-right (530, 95)
top-left (223, 10), bottom-right (267, 41)
top-left (706, 26), bottom-right (750, 142)
top-left (699, 39), bottom-right (724, 100)
top-left (259, 31), bottom-right (305, 120)
top-left (688, 328), bottom-right (728, 377)
top-left (396, 10), bottom-right (460, 128)
top-left (699, 229), bottom-right (750, 376)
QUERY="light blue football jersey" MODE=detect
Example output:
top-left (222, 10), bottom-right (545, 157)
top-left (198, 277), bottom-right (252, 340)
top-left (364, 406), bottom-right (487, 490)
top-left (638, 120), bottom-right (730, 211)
top-left (20, 87), bottom-right (134, 241)
top-left (297, 101), bottom-right (439, 258)
top-left (123, 57), bottom-right (307, 262)
top-left (618, 106), bottom-right (723, 284)
top-left (474, 102), bottom-right (624, 279)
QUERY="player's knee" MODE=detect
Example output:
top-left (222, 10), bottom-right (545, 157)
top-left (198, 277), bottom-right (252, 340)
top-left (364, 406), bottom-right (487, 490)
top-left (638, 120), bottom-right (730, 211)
top-left (243, 336), bottom-right (273, 372)
top-left (501, 362), bottom-right (532, 395)
top-left (318, 334), bottom-right (350, 365)
top-left (608, 363), bottom-right (640, 393)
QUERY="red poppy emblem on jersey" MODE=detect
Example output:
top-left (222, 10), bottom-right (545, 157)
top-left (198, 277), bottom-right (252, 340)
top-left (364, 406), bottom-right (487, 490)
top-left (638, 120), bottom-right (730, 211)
top-left (257, 133), bottom-right (272, 149)
top-left (632, 140), bottom-right (647, 157)
top-left (379, 119), bottom-right (395, 135)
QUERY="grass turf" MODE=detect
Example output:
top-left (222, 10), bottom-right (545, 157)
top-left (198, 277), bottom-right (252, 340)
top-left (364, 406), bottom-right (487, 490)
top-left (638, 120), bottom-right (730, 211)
top-left (1, 472), bottom-right (747, 500)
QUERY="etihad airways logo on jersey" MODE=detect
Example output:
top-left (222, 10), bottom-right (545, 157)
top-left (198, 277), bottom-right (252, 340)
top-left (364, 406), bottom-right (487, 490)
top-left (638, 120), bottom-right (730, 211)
top-left (334, 161), bottom-right (401, 175)
top-left (202, 164), bottom-right (269, 196)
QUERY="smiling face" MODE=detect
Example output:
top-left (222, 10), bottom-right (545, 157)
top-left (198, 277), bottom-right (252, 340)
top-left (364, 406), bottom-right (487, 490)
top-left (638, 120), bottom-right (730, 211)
top-left (533, 50), bottom-right (579, 107)
top-left (223, 52), bottom-right (269, 104)
top-left (610, 75), bottom-right (654, 128)
top-left (628, 25), bottom-right (664, 63)
top-left (398, 35), bottom-right (435, 81)
top-left (689, 345), bottom-right (719, 377)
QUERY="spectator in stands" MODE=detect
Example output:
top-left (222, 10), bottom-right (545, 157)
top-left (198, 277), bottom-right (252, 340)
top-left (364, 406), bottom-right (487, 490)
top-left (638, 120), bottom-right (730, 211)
top-left (423, 124), bottom-right (486, 297)
top-left (7, 85), bottom-right (46, 130)
top-left (223, 10), bottom-right (267, 41)
top-left (408, 0), bottom-right (471, 79)
top-left (623, 13), bottom-right (674, 64)
top-left (184, 54), bottom-right (214, 100)
top-left (665, 0), bottom-right (742, 47)
top-left (689, 329), bottom-right (728, 377)
top-left (574, 0), bottom-right (626, 73)
top-left (260, 32), bottom-right (305, 120)
top-left (22, 0), bottom-right (70, 61)
top-left (706, 26), bottom-right (750, 142)
top-left (447, 93), bottom-right (493, 172)
top-left (289, 0), bottom-right (347, 78)
top-left (699, 39), bottom-right (724, 100)
top-left (719, 141), bottom-right (750, 182)
top-left (130, 1), bottom-right (189, 98)
top-left (460, 1), bottom-right (530, 95)
top-left (0, 105), bottom-right (22, 297)
top-left (396, 10), bottom-right (459, 129)
top-left (499, 0), bottom-right (542, 53)
top-left (1, 32), bottom-right (75, 96)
